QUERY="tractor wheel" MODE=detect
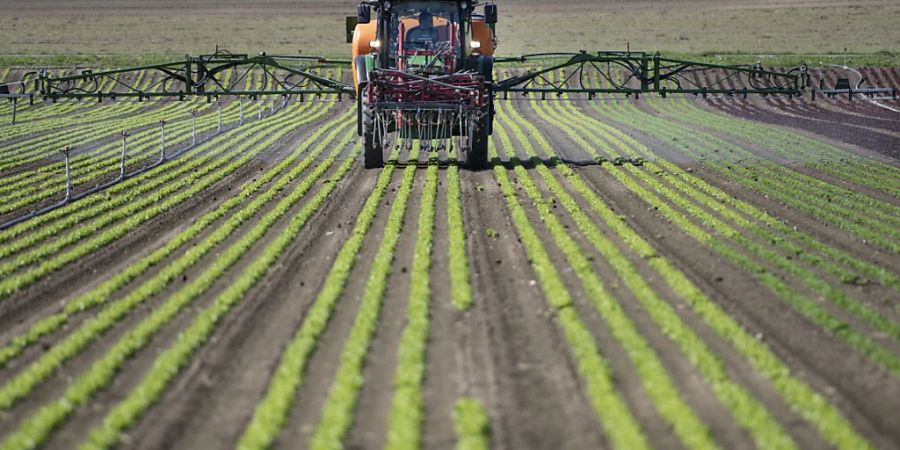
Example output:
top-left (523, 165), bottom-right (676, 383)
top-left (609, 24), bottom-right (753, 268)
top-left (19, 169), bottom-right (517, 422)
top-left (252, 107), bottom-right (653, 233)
top-left (362, 103), bottom-right (383, 169)
top-left (466, 115), bottom-right (489, 170)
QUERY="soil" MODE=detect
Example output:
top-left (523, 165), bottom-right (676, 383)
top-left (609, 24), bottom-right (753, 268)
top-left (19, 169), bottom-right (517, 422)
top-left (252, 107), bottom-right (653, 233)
top-left (0, 86), bottom-right (899, 450)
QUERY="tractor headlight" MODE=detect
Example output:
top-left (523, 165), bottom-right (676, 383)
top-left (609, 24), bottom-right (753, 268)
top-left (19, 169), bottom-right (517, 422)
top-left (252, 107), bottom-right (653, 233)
top-left (369, 39), bottom-right (382, 49)
top-left (470, 40), bottom-right (482, 49)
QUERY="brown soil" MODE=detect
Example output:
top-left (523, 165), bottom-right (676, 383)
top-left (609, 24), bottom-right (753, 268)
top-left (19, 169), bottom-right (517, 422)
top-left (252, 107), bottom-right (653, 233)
top-left (1, 89), bottom-right (899, 450)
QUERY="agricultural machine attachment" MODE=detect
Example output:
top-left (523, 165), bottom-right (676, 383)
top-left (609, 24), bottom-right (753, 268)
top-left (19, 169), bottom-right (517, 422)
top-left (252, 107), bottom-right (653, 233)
top-left (492, 52), bottom-right (808, 98)
top-left (811, 65), bottom-right (898, 101)
top-left (34, 52), bottom-right (355, 101)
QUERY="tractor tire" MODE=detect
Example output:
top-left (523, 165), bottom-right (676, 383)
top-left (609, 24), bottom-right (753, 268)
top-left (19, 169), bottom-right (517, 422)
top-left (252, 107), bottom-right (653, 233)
top-left (362, 102), bottom-right (383, 169)
top-left (466, 115), bottom-right (489, 170)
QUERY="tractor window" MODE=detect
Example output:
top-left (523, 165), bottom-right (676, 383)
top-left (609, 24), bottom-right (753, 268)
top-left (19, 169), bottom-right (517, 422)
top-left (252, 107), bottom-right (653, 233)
top-left (388, 2), bottom-right (459, 57)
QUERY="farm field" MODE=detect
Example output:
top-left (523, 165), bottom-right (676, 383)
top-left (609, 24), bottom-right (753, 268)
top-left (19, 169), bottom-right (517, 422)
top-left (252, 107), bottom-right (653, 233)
top-left (1, 0), bottom-right (899, 66)
top-left (0, 62), bottom-right (899, 450)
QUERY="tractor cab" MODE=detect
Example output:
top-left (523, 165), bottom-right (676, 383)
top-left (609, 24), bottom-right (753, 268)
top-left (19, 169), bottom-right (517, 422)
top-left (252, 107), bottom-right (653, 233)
top-left (351, 0), bottom-right (496, 89)
top-left (393, 7), bottom-right (459, 74)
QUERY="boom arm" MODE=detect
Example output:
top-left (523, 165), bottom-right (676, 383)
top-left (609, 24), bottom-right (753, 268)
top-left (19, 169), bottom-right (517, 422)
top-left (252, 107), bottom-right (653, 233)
top-left (494, 51), bottom-right (808, 98)
top-left (32, 52), bottom-right (355, 101)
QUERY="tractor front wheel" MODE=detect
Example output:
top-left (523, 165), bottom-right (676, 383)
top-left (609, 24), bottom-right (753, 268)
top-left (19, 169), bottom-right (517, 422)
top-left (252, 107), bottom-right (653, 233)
top-left (467, 115), bottom-right (489, 170)
top-left (362, 103), bottom-right (383, 169)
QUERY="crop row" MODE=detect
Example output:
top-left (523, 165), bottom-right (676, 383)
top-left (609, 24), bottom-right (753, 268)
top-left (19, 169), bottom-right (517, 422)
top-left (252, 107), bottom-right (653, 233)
top-left (596, 101), bottom-right (900, 252)
top-left (1, 117), bottom-right (357, 450)
top-left (80, 132), bottom-right (358, 450)
top-left (453, 398), bottom-right (491, 450)
top-left (0, 79), bottom-right (159, 143)
top-left (0, 110), bottom-right (352, 371)
top-left (0, 67), bottom-right (249, 153)
top-left (0, 101), bottom-right (330, 300)
top-left (505, 98), bottom-right (871, 448)
top-left (0, 81), bottom-right (289, 207)
top-left (0, 101), bottom-right (325, 251)
top-left (502, 100), bottom-right (799, 448)
top-left (236, 156), bottom-right (400, 450)
top-left (447, 161), bottom-right (473, 310)
top-left (0, 100), bottom-right (186, 176)
top-left (307, 147), bottom-right (421, 450)
top-left (544, 97), bottom-right (896, 290)
top-left (0, 108), bottom-right (348, 412)
top-left (0, 101), bottom-right (233, 211)
top-left (535, 96), bottom-right (900, 374)
top-left (492, 113), bottom-right (724, 449)
top-left (384, 155), bottom-right (439, 450)
top-left (0, 100), bottom-right (166, 167)
top-left (655, 99), bottom-right (899, 196)
top-left (0, 68), bottom-right (238, 140)
top-left (539, 98), bottom-right (900, 340)
top-left (487, 129), bottom-right (650, 449)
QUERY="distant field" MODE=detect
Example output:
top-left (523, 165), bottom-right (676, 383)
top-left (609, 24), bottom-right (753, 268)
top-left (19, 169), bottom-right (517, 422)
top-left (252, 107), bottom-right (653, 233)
top-left (0, 0), bottom-right (898, 66)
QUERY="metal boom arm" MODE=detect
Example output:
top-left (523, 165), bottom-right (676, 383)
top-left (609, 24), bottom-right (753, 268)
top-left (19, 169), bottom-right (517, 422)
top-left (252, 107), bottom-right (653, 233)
top-left (35, 52), bottom-right (355, 101)
top-left (494, 51), bottom-right (808, 98)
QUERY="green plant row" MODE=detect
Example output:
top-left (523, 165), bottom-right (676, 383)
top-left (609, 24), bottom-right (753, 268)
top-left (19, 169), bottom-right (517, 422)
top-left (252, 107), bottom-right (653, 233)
top-left (384, 157), bottom-right (439, 450)
top-left (658, 98), bottom-right (900, 196)
top-left (0, 123), bottom-right (357, 450)
top-left (0, 88), bottom-right (172, 164)
top-left (493, 116), bottom-right (723, 449)
top-left (489, 139), bottom-right (650, 450)
top-left (540, 98), bottom-right (900, 373)
top-left (0, 68), bottom-right (233, 143)
top-left (446, 162), bottom-right (473, 311)
top-left (504, 99), bottom-right (871, 449)
top-left (453, 398), bottom-right (490, 450)
top-left (612, 101), bottom-right (900, 234)
top-left (598, 102), bottom-right (900, 252)
top-left (236, 164), bottom-right (399, 450)
top-left (551, 99), bottom-right (897, 290)
top-left (0, 66), bottom-right (255, 165)
top-left (0, 110), bottom-right (349, 413)
top-left (0, 101), bottom-right (242, 212)
top-left (2, 70), bottom-right (163, 126)
top-left (0, 101), bottom-right (326, 250)
top-left (539, 100), bottom-right (900, 341)
top-left (0, 68), bottom-right (330, 243)
top-left (0, 111), bottom-right (352, 370)
top-left (0, 94), bottom-right (159, 144)
top-left (0, 66), bottom-right (315, 176)
top-left (0, 99), bottom-right (205, 185)
top-left (0, 102), bottom-right (328, 301)
top-left (543, 69), bottom-right (898, 284)
top-left (78, 137), bottom-right (359, 450)
top-left (308, 149), bottom-right (420, 450)
top-left (0, 99), bottom-right (164, 164)
top-left (0, 101), bottom-right (241, 213)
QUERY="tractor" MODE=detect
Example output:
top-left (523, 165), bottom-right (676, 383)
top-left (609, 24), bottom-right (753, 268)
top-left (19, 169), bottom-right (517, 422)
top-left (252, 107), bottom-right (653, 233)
top-left (350, 0), bottom-right (498, 169)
